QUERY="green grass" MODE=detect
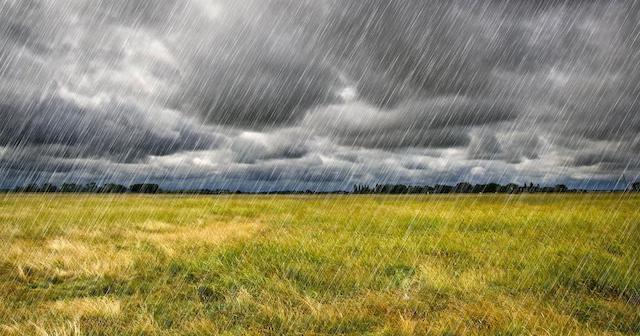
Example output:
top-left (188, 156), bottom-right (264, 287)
top-left (0, 194), bottom-right (638, 335)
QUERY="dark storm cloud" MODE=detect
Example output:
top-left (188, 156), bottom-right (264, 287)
top-left (1, 0), bottom-right (640, 188)
top-left (573, 152), bottom-right (627, 169)
top-left (179, 54), bottom-right (340, 128)
top-left (318, 0), bottom-right (498, 107)
top-left (304, 98), bottom-right (517, 149)
top-left (170, 0), bottom-right (342, 129)
top-left (0, 95), bottom-right (224, 164)
top-left (170, 0), bottom-right (515, 129)
top-left (569, 137), bottom-right (640, 171)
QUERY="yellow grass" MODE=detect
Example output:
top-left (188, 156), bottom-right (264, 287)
top-left (0, 194), bottom-right (638, 335)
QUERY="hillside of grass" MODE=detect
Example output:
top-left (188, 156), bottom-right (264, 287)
top-left (0, 194), bottom-right (638, 335)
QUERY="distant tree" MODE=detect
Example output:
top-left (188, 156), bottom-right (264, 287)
top-left (554, 184), bottom-right (568, 192)
top-left (434, 185), bottom-right (453, 194)
top-left (454, 182), bottom-right (473, 193)
top-left (473, 183), bottom-right (501, 193)
top-left (407, 185), bottom-right (432, 194)
top-left (501, 183), bottom-right (519, 193)
top-left (486, 183), bottom-right (501, 193)
top-left (60, 183), bottom-right (80, 193)
top-left (353, 184), bottom-right (373, 194)
top-left (129, 184), bottom-right (160, 194)
top-left (393, 184), bottom-right (408, 194)
top-left (83, 182), bottom-right (97, 193)
top-left (41, 183), bottom-right (58, 193)
top-left (631, 182), bottom-right (640, 192)
top-left (100, 183), bottom-right (127, 193)
top-left (24, 184), bottom-right (41, 192)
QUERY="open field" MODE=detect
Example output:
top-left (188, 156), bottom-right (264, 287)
top-left (0, 194), bottom-right (638, 335)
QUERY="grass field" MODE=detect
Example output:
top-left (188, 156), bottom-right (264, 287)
top-left (0, 194), bottom-right (638, 335)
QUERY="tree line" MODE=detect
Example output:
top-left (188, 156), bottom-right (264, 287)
top-left (5, 181), bottom-right (640, 194)
top-left (353, 181), bottom-right (640, 194)
top-left (11, 182), bottom-right (160, 194)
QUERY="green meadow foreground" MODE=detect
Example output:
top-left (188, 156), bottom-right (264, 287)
top-left (0, 194), bottom-right (638, 335)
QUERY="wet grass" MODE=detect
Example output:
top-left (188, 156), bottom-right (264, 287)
top-left (0, 194), bottom-right (638, 335)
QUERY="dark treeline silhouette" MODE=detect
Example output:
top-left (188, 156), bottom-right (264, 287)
top-left (4, 181), bottom-right (640, 194)
top-left (12, 182), bottom-right (161, 194)
top-left (353, 182), bottom-right (602, 194)
top-left (129, 184), bottom-right (160, 194)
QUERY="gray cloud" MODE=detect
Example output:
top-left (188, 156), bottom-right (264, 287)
top-left (0, 94), bottom-right (224, 164)
top-left (318, 0), bottom-right (498, 107)
top-left (178, 54), bottom-right (340, 128)
top-left (1, 0), bottom-right (639, 188)
top-left (229, 129), bottom-right (311, 164)
top-left (304, 97), bottom-right (517, 149)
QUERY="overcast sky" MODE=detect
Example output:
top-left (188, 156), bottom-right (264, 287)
top-left (1, 0), bottom-right (639, 190)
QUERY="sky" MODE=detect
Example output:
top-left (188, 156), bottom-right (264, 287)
top-left (0, 0), bottom-right (639, 191)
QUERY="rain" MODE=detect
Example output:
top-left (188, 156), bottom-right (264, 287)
top-left (0, 0), bottom-right (639, 334)
top-left (0, 0), bottom-right (638, 191)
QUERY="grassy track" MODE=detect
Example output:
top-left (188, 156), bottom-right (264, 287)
top-left (0, 194), bottom-right (638, 335)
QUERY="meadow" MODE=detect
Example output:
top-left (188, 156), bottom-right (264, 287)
top-left (0, 194), bottom-right (638, 335)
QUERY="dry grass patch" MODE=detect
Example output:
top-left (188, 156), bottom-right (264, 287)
top-left (50, 296), bottom-right (121, 318)
top-left (134, 220), bottom-right (176, 233)
top-left (1, 320), bottom-right (82, 336)
top-left (4, 237), bottom-right (135, 280)
top-left (133, 217), bottom-right (264, 254)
